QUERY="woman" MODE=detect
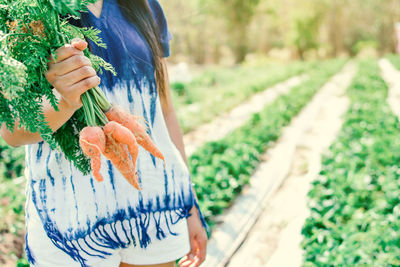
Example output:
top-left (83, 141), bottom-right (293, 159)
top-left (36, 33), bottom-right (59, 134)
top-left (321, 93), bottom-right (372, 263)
top-left (0, 0), bottom-right (208, 266)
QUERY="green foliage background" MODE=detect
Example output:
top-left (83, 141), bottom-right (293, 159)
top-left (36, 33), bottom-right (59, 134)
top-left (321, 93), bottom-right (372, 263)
top-left (161, 0), bottom-right (400, 63)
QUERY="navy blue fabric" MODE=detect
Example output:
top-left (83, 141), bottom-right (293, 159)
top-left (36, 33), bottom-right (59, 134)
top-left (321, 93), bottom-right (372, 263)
top-left (148, 0), bottom-right (173, 57)
top-left (81, 0), bottom-right (172, 89)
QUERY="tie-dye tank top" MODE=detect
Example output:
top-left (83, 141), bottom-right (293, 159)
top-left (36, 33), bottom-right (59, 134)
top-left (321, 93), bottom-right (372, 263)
top-left (24, 0), bottom-right (205, 265)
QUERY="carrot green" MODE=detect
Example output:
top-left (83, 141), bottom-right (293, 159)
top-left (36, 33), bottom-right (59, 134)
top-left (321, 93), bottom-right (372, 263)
top-left (0, 0), bottom-right (114, 174)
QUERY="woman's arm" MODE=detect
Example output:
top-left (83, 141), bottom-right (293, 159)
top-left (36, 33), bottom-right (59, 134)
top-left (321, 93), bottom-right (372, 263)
top-left (160, 81), bottom-right (188, 166)
top-left (160, 60), bottom-right (207, 267)
top-left (0, 39), bottom-right (100, 147)
top-left (1, 91), bottom-right (78, 147)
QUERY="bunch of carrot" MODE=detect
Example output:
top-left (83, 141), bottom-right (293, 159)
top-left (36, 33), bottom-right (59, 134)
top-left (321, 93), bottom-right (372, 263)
top-left (79, 90), bottom-right (165, 190)
top-left (0, 0), bottom-right (165, 189)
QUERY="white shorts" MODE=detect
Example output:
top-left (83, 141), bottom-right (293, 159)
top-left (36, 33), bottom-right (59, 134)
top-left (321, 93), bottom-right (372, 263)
top-left (26, 198), bottom-right (191, 267)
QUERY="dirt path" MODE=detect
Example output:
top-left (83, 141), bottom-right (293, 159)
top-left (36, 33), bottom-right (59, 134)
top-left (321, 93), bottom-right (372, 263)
top-left (183, 75), bottom-right (306, 156)
top-left (379, 59), bottom-right (400, 118)
top-left (226, 63), bottom-right (355, 267)
top-left (203, 62), bottom-right (356, 267)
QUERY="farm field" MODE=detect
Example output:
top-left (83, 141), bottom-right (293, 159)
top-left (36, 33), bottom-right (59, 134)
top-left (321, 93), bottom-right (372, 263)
top-left (215, 58), bottom-right (400, 267)
top-left (3, 57), bottom-right (400, 267)
top-left (301, 60), bottom-right (400, 266)
top-left (189, 59), bottom-right (345, 224)
top-left (2, 0), bottom-right (400, 266)
top-left (225, 59), bottom-right (355, 267)
top-left (172, 60), bottom-right (314, 133)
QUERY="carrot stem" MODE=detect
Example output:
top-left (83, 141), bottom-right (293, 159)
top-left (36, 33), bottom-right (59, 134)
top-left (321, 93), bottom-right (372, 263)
top-left (92, 98), bottom-right (108, 126)
top-left (81, 92), bottom-right (96, 127)
top-left (92, 86), bottom-right (111, 112)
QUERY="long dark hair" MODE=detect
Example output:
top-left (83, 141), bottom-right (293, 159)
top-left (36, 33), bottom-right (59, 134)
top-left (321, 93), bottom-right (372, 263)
top-left (116, 0), bottom-right (168, 102)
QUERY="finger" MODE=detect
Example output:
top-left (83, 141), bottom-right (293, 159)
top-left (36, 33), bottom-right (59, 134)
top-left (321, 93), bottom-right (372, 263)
top-left (71, 38), bottom-right (88, 51)
top-left (178, 255), bottom-right (189, 265)
top-left (179, 259), bottom-right (194, 267)
top-left (183, 239), bottom-right (200, 267)
top-left (198, 236), bottom-right (207, 264)
top-left (186, 238), bottom-right (205, 267)
top-left (179, 254), bottom-right (194, 267)
top-left (55, 66), bottom-right (97, 88)
top-left (190, 246), bottom-right (203, 267)
top-left (67, 75), bottom-right (101, 96)
top-left (180, 252), bottom-right (195, 265)
top-left (188, 257), bottom-right (201, 267)
top-left (51, 54), bottom-right (92, 77)
top-left (71, 37), bottom-right (85, 44)
top-left (50, 45), bottom-right (84, 64)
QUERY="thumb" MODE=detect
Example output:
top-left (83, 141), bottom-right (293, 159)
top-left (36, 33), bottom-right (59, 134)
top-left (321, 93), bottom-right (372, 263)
top-left (71, 38), bottom-right (88, 51)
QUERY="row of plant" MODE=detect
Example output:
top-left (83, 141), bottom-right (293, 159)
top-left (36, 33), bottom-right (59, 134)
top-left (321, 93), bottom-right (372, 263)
top-left (301, 60), bottom-right (400, 266)
top-left (188, 59), bottom-right (346, 226)
top-left (172, 60), bottom-right (315, 133)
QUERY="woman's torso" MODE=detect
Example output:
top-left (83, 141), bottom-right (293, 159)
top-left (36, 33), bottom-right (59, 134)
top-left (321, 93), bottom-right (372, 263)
top-left (24, 0), bottom-right (194, 265)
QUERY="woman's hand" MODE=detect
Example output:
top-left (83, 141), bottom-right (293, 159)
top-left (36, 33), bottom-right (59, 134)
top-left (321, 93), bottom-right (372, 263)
top-left (179, 206), bottom-right (208, 267)
top-left (45, 38), bottom-right (100, 110)
top-left (0, 38), bottom-right (98, 147)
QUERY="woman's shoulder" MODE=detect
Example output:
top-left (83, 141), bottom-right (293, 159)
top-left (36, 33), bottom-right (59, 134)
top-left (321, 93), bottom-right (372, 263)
top-left (147, 0), bottom-right (168, 26)
top-left (147, 0), bottom-right (172, 57)
top-left (147, 0), bottom-right (163, 10)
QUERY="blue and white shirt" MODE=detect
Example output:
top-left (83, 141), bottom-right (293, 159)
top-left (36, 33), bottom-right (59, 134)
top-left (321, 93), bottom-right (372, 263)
top-left (24, 0), bottom-right (204, 265)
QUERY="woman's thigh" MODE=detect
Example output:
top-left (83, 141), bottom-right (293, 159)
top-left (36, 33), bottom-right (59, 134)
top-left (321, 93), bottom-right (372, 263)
top-left (120, 262), bottom-right (174, 267)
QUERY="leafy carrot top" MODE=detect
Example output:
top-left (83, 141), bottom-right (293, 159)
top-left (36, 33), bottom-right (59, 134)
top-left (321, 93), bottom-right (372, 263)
top-left (0, 0), bottom-right (116, 174)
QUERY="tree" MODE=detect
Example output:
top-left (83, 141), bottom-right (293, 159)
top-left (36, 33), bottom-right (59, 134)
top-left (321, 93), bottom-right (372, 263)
top-left (205, 0), bottom-right (261, 63)
top-left (291, 15), bottom-right (321, 59)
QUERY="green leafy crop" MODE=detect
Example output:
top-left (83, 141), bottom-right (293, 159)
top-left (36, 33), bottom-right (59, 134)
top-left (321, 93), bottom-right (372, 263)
top-left (302, 60), bottom-right (400, 266)
top-left (0, 0), bottom-right (114, 174)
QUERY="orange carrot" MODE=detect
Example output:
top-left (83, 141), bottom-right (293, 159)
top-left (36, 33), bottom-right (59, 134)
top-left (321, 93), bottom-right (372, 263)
top-left (79, 126), bottom-right (106, 182)
top-left (105, 105), bottom-right (165, 163)
top-left (103, 121), bottom-right (139, 172)
top-left (103, 123), bottom-right (141, 190)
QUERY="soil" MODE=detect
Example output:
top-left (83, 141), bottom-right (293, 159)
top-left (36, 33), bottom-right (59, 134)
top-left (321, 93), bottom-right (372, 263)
top-left (223, 63), bottom-right (356, 267)
top-left (183, 75), bottom-right (306, 156)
